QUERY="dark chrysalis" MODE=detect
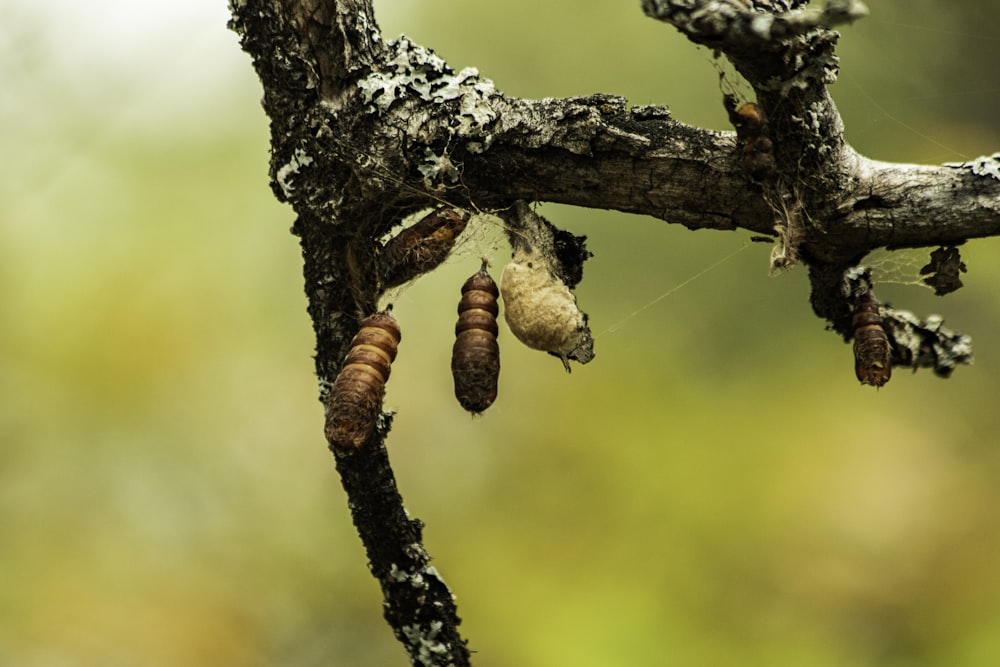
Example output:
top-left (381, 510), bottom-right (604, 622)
top-left (852, 289), bottom-right (892, 387)
top-left (325, 310), bottom-right (402, 451)
top-left (452, 261), bottom-right (500, 414)
top-left (379, 207), bottom-right (470, 290)
top-left (724, 95), bottom-right (776, 180)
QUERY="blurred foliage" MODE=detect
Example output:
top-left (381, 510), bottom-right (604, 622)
top-left (3, 1), bottom-right (1000, 666)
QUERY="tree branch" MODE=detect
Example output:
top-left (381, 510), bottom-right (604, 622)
top-left (229, 0), bottom-right (999, 661)
top-left (231, 2), bottom-right (471, 664)
top-left (334, 423), bottom-right (470, 665)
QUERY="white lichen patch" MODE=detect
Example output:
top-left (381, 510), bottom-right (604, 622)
top-left (843, 264), bottom-right (871, 287)
top-left (353, 36), bottom-right (501, 162)
top-left (946, 153), bottom-right (1000, 182)
top-left (881, 306), bottom-right (974, 377)
top-left (630, 105), bottom-right (672, 120)
top-left (750, 14), bottom-right (774, 39)
top-left (387, 563), bottom-right (410, 583)
top-left (456, 81), bottom-right (499, 136)
top-left (317, 376), bottom-right (333, 407)
top-left (276, 148), bottom-right (314, 198)
top-left (401, 623), bottom-right (452, 666)
top-left (422, 566), bottom-right (454, 600)
top-left (356, 36), bottom-right (498, 123)
top-left (418, 148), bottom-right (460, 185)
top-left (388, 560), bottom-right (459, 600)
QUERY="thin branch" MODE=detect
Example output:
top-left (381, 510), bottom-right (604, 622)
top-left (642, 0), bottom-right (869, 48)
top-left (335, 420), bottom-right (471, 666)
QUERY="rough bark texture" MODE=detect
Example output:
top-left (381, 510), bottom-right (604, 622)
top-left (228, 0), bottom-right (999, 663)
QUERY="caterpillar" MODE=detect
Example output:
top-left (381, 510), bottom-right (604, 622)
top-left (379, 206), bottom-right (470, 290)
top-left (324, 310), bottom-right (402, 451)
top-left (452, 261), bottom-right (501, 413)
top-left (852, 289), bottom-right (892, 387)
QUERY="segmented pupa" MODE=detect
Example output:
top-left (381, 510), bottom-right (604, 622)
top-left (324, 310), bottom-right (401, 451)
top-left (379, 207), bottom-right (469, 290)
top-left (852, 289), bottom-right (892, 387)
top-left (452, 261), bottom-right (501, 413)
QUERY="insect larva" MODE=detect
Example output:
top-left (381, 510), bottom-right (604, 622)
top-left (852, 289), bottom-right (892, 387)
top-left (379, 207), bottom-right (470, 290)
top-left (452, 261), bottom-right (501, 414)
top-left (325, 310), bottom-right (402, 451)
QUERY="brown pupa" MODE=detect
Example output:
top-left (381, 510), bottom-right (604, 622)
top-left (724, 95), bottom-right (776, 180)
top-left (379, 207), bottom-right (469, 289)
top-left (452, 261), bottom-right (500, 413)
top-left (852, 289), bottom-right (892, 387)
top-left (325, 310), bottom-right (401, 451)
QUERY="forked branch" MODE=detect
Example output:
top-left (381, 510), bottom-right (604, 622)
top-left (229, 0), bottom-right (998, 662)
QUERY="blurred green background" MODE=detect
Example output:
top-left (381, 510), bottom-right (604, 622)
top-left (3, 1), bottom-right (1000, 665)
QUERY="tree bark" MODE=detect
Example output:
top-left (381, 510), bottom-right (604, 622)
top-left (228, 0), bottom-right (999, 662)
